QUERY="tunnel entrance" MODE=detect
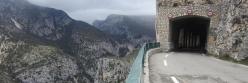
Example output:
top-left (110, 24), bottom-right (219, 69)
top-left (169, 16), bottom-right (210, 52)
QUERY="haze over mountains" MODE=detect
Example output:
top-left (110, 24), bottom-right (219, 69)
top-left (27, 0), bottom-right (156, 24)
top-left (0, 0), bottom-right (155, 83)
top-left (93, 14), bottom-right (156, 56)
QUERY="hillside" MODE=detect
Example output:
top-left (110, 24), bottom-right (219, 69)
top-left (0, 0), bottom-right (128, 82)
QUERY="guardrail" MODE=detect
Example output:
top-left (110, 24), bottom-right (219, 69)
top-left (126, 42), bottom-right (160, 83)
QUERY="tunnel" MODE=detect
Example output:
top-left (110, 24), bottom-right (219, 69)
top-left (169, 16), bottom-right (210, 52)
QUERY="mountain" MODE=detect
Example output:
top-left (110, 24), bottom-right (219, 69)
top-left (93, 14), bottom-right (156, 56)
top-left (0, 0), bottom-right (129, 83)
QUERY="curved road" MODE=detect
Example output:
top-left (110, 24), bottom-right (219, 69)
top-left (149, 52), bottom-right (248, 83)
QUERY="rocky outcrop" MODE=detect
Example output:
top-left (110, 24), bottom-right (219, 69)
top-left (0, 28), bottom-right (79, 83)
top-left (95, 58), bottom-right (129, 83)
top-left (210, 0), bottom-right (248, 61)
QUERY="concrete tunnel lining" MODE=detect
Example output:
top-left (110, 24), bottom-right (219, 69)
top-left (169, 16), bottom-right (210, 52)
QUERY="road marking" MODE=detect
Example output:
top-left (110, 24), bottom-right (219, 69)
top-left (164, 53), bottom-right (171, 67)
top-left (163, 60), bottom-right (167, 66)
top-left (171, 76), bottom-right (180, 83)
top-left (165, 52), bottom-right (172, 58)
top-left (164, 54), bottom-right (169, 67)
top-left (165, 54), bottom-right (169, 58)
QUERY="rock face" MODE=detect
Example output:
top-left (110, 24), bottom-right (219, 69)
top-left (156, 0), bottom-right (248, 61)
top-left (95, 58), bottom-right (129, 83)
top-left (0, 0), bottom-right (131, 83)
top-left (157, 0), bottom-right (221, 7)
top-left (93, 15), bottom-right (156, 56)
top-left (213, 0), bottom-right (248, 60)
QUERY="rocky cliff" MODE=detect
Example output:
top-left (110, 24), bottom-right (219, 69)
top-left (212, 0), bottom-right (248, 61)
top-left (0, 0), bottom-right (130, 83)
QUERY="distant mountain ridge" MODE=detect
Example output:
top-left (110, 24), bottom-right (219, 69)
top-left (93, 14), bottom-right (156, 53)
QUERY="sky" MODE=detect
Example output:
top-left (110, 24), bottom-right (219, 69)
top-left (27, 0), bottom-right (156, 24)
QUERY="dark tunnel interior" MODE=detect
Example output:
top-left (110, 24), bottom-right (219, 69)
top-left (169, 16), bottom-right (210, 52)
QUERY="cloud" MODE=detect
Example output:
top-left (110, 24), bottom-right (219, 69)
top-left (27, 0), bottom-right (155, 24)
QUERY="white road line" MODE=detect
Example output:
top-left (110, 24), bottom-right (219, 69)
top-left (165, 54), bottom-right (169, 58)
top-left (165, 53), bottom-right (171, 58)
top-left (163, 60), bottom-right (167, 66)
top-left (171, 76), bottom-right (180, 83)
top-left (164, 53), bottom-right (170, 67)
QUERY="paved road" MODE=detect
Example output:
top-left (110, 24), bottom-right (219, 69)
top-left (149, 52), bottom-right (248, 83)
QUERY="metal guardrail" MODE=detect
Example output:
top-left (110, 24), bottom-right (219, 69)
top-left (126, 42), bottom-right (160, 83)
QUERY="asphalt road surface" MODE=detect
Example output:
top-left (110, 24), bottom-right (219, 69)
top-left (149, 52), bottom-right (248, 83)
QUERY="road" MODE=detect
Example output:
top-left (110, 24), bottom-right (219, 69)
top-left (149, 52), bottom-right (248, 83)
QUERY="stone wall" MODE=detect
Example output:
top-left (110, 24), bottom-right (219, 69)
top-left (210, 0), bottom-right (248, 61)
top-left (156, 0), bottom-right (248, 60)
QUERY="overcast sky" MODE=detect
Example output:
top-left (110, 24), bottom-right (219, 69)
top-left (27, 0), bottom-right (156, 24)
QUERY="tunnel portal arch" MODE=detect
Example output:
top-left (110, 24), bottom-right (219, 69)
top-left (169, 15), bottom-right (210, 52)
top-left (155, 5), bottom-right (220, 53)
